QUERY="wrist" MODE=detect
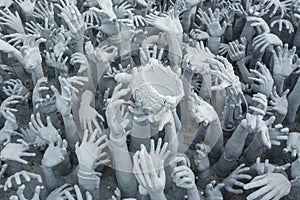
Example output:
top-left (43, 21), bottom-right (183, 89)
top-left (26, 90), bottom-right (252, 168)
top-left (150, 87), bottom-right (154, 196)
top-left (149, 191), bottom-right (166, 200)
top-left (187, 185), bottom-right (199, 195)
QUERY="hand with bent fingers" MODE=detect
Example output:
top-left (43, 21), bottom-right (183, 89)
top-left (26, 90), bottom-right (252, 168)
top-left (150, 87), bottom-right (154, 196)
top-left (206, 180), bottom-right (224, 200)
top-left (249, 62), bottom-right (274, 98)
top-left (4, 170), bottom-right (42, 191)
top-left (223, 163), bottom-right (251, 194)
top-left (57, 184), bottom-right (93, 200)
top-left (258, 0), bottom-right (292, 18)
top-left (268, 124), bottom-right (289, 146)
top-left (271, 19), bottom-right (294, 34)
top-left (244, 173), bottom-right (291, 200)
top-left (272, 44), bottom-right (298, 79)
top-left (171, 164), bottom-right (196, 190)
top-left (16, 184), bottom-right (42, 200)
top-left (268, 87), bottom-right (289, 117)
top-left (252, 157), bottom-right (290, 176)
top-left (3, 79), bottom-right (29, 98)
top-left (252, 33), bottom-right (282, 53)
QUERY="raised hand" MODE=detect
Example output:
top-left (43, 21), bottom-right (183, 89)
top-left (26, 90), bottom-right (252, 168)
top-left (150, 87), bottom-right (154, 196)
top-left (3, 79), bottom-right (29, 97)
top-left (46, 184), bottom-right (72, 200)
top-left (96, 0), bottom-right (117, 20)
top-left (244, 173), bottom-right (291, 200)
top-left (253, 157), bottom-right (290, 175)
top-left (209, 56), bottom-right (241, 93)
top-left (145, 10), bottom-right (183, 35)
top-left (56, 0), bottom-right (86, 50)
top-left (271, 19), bottom-right (294, 34)
top-left (284, 132), bottom-right (300, 157)
top-left (206, 180), bottom-right (224, 200)
top-left (272, 44), bottom-right (298, 79)
top-left (61, 184), bottom-right (93, 200)
top-left (85, 42), bottom-right (118, 65)
top-left (0, 140), bottom-right (35, 164)
top-left (249, 62), bottom-right (274, 97)
top-left (223, 163), bottom-right (251, 194)
top-left (14, 0), bottom-right (36, 17)
top-left (70, 52), bottom-right (90, 74)
top-left (148, 138), bottom-right (170, 171)
top-left (32, 77), bottom-right (56, 112)
top-left (171, 164), bottom-right (196, 190)
top-left (268, 124), bottom-right (289, 146)
top-left (184, 41), bottom-right (214, 74)
top-left (194, 143), bottom-right (210, 172)
top-left (4, 170), bottom-right (42, 191)
top-left (51, 83), bottom-right (72, 117)
top-left (258, 0), bottom-right (292, 18)
top-left (228, 37), bottom-right (247, 62)
top-left (189, 92), bottom-right (219, 126)
top-left (42, 135), bottom-right (68, 168)
top-left (139, 44), bottom-right (165, 66)
top-left (133, 147), bottom-right (166, 199)
top-left (0, 95), bottom-right (21, 116)
top-left (105, 83), bottom-right (131, 139)
top-left (268, 87), bottom-right (289, 117)
top-left (197, 8), bottom-right (227, 38)
top-left (247, 16), bottom-right (270, 33)
top-left (79, 95), bottom-right (104, 133)
top-left (252, 33), bottom-right (282, 53)
top-left (16, 184), bottom-right (41, 200)
top-left (33, 0), bottom-right (55, 24)
top-left (29, 113), bottom-right (59, 144)
top-left (75, 129), bottom-right (109, 170)
top-left (0, 9), bottom-right (25, 34)
top-left (45, 52), bottom-right (68, 75)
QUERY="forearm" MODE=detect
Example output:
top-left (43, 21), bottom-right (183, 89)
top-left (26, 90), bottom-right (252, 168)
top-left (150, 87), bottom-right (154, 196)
top-left (240, 136), bottom-right (265, 165)
top-left (213, 125), bottom-right (248, 177)
top-left (207, 37), bottom-right (220, 55)
top-left (236, 60), bottom-right (252, 84)
top-left (286, 77), bottom-right (300, 123)
top-left (181, 7), bottom-right (196, 32)
top-left (110, 134), bottom-right (137, 197)
top-left (197, 168), bottom-right (211, 190)
top-left (32, 67), bottom-right (44, 85)
top-left (129, 121), bottom-right (151, 153)
top-left (62, 114), bottom-right (80, 150)
top-left (81, 90), bottom-right (94, 106)
top-left (120, 34), bottom-right (133, 67)
top-left (42, 166), bottom-right (60, 191)
top-left (164, 120), bottom-right (179, 159)
top-left (167, 33), bottom-right (183, 70)
top-left (77, 165), bottom-right (100, 192)
top-left (273, 75), bottom-right (285, 96)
